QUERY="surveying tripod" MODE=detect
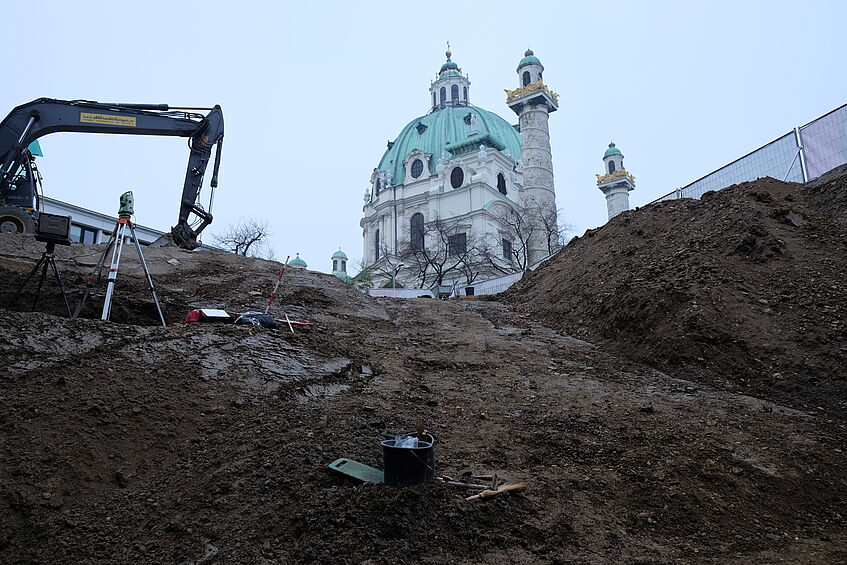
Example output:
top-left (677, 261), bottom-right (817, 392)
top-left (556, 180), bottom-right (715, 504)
top-left (7, 239), bottom-right (73, 316)
top-left (72, 192), bottom-right (166, 326)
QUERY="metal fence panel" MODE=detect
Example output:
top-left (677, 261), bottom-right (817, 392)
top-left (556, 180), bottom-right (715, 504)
top-left (654, 131), bottom-right (802, 203)
top-left (800, 104), bottom-right (847, 180)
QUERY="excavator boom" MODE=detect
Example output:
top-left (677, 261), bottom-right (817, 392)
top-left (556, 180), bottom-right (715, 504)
top-left (0, 98), bottom-right (224, 249)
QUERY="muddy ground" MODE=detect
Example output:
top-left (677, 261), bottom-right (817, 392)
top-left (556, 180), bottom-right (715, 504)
top-left (1, 175), bottom-right (846, 564)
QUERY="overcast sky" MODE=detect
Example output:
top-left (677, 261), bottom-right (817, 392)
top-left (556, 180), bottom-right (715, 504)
top-left (3, 0), bottom-right (845, 274)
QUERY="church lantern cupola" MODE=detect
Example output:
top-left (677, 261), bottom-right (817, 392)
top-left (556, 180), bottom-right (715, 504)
top-left (430, 46), bottom-right (471, 111)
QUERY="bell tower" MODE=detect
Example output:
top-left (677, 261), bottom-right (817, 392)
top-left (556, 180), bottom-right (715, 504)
top-left (506, 49), bottom-right (559, 264)
top-left (596, 142), bottom-right (636, 221)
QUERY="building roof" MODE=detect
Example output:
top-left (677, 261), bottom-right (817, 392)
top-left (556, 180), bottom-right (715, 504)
top-left (604, 142), bottom-right (622, 158)
top-left (517, 49), bottom-right (542, 70)
top-left (331, 248), bottom-right (348, 260)
top-left (288, 253), bottom-right (307, 268)
top-left (377, 105), bottom-right (522, 184)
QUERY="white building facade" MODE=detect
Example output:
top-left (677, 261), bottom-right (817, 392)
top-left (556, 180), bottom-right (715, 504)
top-left (361, 49), bottom-right (560, 289)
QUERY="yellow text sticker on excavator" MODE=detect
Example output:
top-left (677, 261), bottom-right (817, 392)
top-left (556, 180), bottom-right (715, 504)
top-left (79, 113), bottom-right (137, 127)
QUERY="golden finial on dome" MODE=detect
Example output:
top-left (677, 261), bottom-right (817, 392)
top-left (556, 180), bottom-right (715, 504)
top-left (446, 41), bottom-right (452, 60)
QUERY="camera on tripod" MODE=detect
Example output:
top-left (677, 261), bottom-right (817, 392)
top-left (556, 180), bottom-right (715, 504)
top-left (35, 212), bottom-right (72, 247)
top-left (7, 212), bottom-right (74, 316)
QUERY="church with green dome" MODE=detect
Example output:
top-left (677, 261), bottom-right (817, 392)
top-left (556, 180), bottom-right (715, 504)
top-left (361, 48), bottom-right (561, 289)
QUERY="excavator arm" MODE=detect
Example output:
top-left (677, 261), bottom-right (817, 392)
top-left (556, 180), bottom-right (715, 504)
top-left (0, 97), bottom-right (224, 249)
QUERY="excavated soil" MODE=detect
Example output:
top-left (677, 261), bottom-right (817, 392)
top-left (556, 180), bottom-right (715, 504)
top-left (505, 175), bottom-right (847, 417)
top-left (1, 173), bottom-right (846, 564)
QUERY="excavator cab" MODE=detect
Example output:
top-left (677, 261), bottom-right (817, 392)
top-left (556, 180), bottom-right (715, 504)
top-left (0, 149), bottom-right (37, 233)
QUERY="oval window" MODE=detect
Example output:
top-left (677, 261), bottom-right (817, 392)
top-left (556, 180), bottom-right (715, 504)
top-left (450, 167), bottom-right (464, 189)
top-left (411, 159), bottom-right (424, 179)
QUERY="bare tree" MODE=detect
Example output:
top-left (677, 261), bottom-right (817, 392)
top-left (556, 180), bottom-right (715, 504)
top-left (490, 206), bottom-right (536, 271)
top-left (398, 216), bottom-right (471, 287)
top-left (213, 218), bottom-right (275, 259)
top-left (366, 242), bottom-right (407, 287)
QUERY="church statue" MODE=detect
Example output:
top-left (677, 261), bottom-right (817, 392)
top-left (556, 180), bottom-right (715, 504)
top-left (478, 144), bottom-right (491, 163)
top-left (468, 113), bottom-right (479, 135)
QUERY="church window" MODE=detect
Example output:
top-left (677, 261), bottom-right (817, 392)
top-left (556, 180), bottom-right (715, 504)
top-left (410, 213), bottom-right (424, 251)
top-left (374, 177), bottom-right (381, 194)
top-left (463, 86), bottom-right (468, 100)
top-left (608, 161), bottom-right (616, 174)
top-left (439, 87), bottom-right (446, 105)
top-left (522, 71), bottom-right (531, 87)
top-left (432, 92), bottom-right (436, 107)
top-left (333, 259), bottom-right (338, 271)
top-left (411, 159), bottom-right (424, 179)
top-left (341, 260), bottom-right (346, 272)
top-left (451, 84), bottom-right (459, 104)
top-left (374, 229), bottom-right (380, 260)
top-left (502, 239), bottom-right (512, 261)
top-left (448, 233), bottom-right (466, 256)
top-left (497, 173), bottom-right (507, 195)
top-left (450, 167), bottom-right (464, 189)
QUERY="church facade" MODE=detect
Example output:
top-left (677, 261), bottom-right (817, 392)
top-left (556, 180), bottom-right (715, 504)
top-left (360, 49), bottom-right (560, 289)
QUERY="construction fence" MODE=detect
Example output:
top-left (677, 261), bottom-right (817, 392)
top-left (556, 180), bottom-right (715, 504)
top-left (653, 103), bottom-right (847, 202)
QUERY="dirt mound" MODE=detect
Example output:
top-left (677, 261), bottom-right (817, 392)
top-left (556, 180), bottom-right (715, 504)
top-left (807, 163), bottom-right (847, 225)
top-left (504, 175), bottom-right (847, 411)
top-left (1, 230), bottom-right (845, 563)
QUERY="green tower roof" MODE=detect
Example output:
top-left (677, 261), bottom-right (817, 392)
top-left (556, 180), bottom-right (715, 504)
top-left (604, 142), bottom-right (622, 158)
top-left (331, 248), bottom-right (348, 260)
top-left (288, 253), bottom-right (307, 268)
top-left (377, 105), bottom-right (522, 185)
top-left (517, 49), bottom-right (542, 70)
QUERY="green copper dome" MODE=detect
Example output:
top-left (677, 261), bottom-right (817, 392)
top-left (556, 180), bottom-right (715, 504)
top-left (331, 248), bottom-right (348, 260)
top-left (440, 60), bottom-right (459, 72)
top-left (517, 49), bottom-right (542, 70)
top-left (377, 105), bottom-right (522, 185)
top-left (604, 142), bottom-right (622, 158)
top-left (288, 253), bottom-right (307, 268)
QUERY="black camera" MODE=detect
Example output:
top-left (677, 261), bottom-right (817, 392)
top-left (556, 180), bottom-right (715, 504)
top-left (36, 212), bottom-right (72, 246)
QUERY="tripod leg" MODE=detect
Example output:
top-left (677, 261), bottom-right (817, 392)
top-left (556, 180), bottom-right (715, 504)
top-left (49, 256), bottom-right (73, 317)
top-left (102, 222), bottom-right (128, 321)
top-left (73, 230), bottom-right (118, 320)
top-left (7, 256), bottom-right (47, 308)
top-left (129, 224), bottom-right (167, 327)
top-left (30, 257), bottom-right (51, 311)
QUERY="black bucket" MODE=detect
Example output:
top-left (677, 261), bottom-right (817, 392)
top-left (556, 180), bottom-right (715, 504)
top-left (381, 434), bottom-right (436, 486)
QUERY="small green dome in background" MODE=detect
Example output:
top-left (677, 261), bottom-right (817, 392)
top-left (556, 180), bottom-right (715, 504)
top-left (288, 253), bottom-right (307, 268)
top-left (604, 142), bottom-right (623, 158)
top-left (331, 248), bottom-right (348, 260)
